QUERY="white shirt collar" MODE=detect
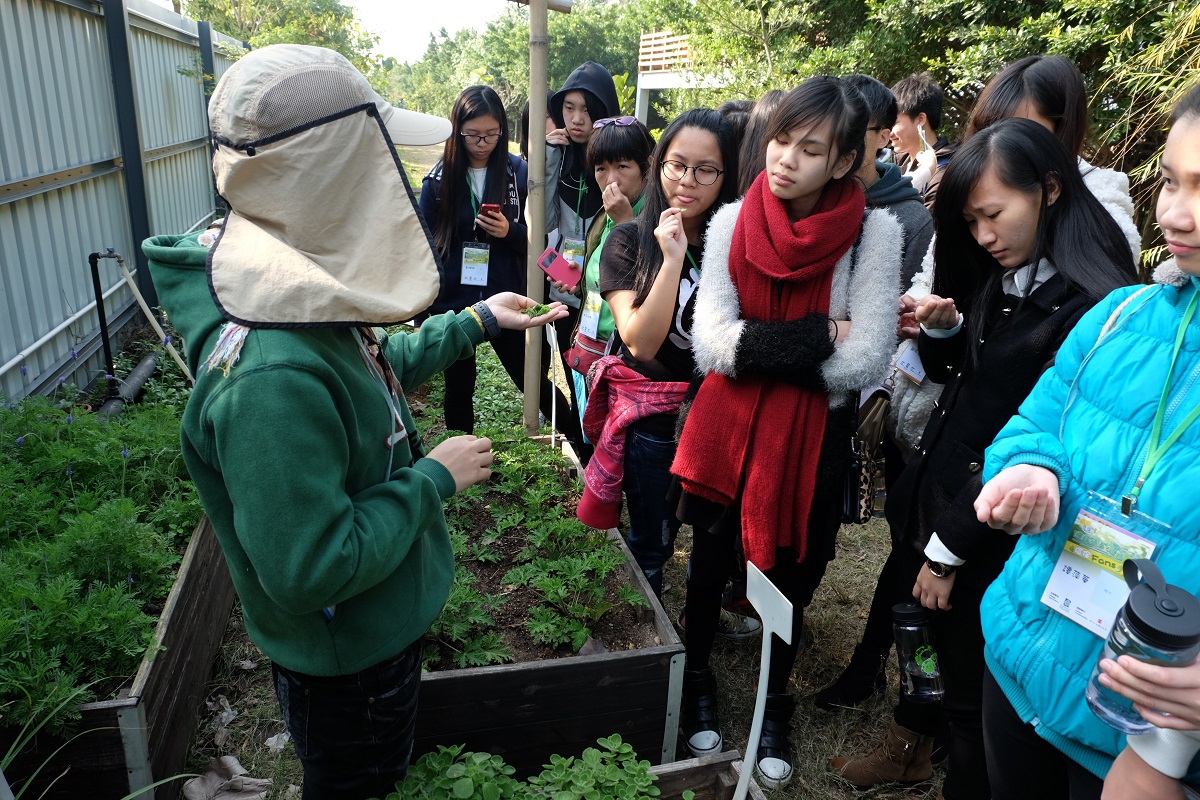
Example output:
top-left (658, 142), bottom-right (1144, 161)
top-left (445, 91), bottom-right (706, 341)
top-left (1002, 258), bottom-right (1057, 296)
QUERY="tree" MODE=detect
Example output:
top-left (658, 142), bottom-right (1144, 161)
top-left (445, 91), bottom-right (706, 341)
top-left (183, 0), bottom-right (379, 76)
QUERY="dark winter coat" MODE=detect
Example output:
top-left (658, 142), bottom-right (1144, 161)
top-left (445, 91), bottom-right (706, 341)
top-left (419, 152), bottom-right (528, 314)
top-left (885, 272), bottom-right (1095, 566)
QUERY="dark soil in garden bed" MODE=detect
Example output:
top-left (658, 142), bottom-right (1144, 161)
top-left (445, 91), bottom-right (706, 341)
top-left (423, 486), bottom-right (663, 672)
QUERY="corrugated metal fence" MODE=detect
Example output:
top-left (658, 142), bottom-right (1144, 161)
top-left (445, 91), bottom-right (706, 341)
top-left (0, 0), bottom-right (241, 402)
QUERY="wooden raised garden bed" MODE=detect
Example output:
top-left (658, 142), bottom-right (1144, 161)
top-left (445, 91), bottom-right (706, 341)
top-left (414, 528), bottom-right (686, 777)
top-left (1, 517), bottom-right (235, 800)
top-left (650, 750), bottom-right (768, 800)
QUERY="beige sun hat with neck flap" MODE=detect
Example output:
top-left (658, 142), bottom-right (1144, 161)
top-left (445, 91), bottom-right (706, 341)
top-left (206, 44), bottom-right (450, 327)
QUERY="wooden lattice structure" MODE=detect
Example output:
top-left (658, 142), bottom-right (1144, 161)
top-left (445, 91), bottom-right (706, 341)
top-left (638, 31), bottom-right (691, 73)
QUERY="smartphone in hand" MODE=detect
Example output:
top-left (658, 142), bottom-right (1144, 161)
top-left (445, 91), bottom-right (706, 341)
top-left (538, 247), bottom-right (581, 292)
top-left (480, 203), bottom-right (501, 217)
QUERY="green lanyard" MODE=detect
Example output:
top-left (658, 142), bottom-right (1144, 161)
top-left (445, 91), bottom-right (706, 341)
top-left (574, 178), bottom-right (586, 237)
top-left (685, 249), bottom-right (699, 274)
top-left (1124, 291), bottom-right (1200, 513)
top-left (466, 174), bottom-right (480, 219)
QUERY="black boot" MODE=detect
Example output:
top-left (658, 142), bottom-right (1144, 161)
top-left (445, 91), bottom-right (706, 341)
top-left (813, 644), bottom-right (886, 711)
top-left (682, 667), bottom-right (723, 757)
top-left (755, 692), bottom-right (795, 789)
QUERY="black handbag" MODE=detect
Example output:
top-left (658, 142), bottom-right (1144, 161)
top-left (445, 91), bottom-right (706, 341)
top-left (842, 389), bottom-right (890, 525)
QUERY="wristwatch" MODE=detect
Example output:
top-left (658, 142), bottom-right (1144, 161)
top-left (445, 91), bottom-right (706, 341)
top-left (926, 559), bottom-right (958, 578)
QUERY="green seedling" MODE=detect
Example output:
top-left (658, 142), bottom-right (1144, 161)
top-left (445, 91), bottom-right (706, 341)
top-left (521, 303), bottom-right (553, 317)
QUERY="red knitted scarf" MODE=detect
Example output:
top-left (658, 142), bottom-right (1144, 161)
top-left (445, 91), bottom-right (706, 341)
top-left (672, 172), bottom-right (864, 570)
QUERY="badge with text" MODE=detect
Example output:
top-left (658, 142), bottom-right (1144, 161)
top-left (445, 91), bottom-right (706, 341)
top-left (894, 340), bottom-right (927, 385)
top-left (561, 237), bottom-right (587, 272)
top-left (579, 291), bottom-right (603, 339)
top-left (461, 242), bottom-right (490, 286)
top-left (1041, 493), bottom-right (1164, 637)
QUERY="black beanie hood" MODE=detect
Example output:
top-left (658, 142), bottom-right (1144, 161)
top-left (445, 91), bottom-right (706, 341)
top-left (550, 61), bottom-right (620, 127)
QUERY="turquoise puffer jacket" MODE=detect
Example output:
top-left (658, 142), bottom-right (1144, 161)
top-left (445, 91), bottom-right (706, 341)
top-left (980, 262), bottom-right (1200, 781)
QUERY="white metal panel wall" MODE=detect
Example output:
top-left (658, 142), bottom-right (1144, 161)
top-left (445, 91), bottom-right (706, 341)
top-left (0, 174), bottom-right (135, 401)
top-left (0, 0), bottom-right (228, 403)
top-left (145, 145), bottom-right (212, 235)
top-left (0, 0), bottom-right (118, 184)
top-left (0, 0), bottom-right (133, 402)
top-left (128, 0), bottom-right (213, 235)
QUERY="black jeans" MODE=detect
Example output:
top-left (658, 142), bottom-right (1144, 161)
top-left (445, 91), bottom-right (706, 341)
top-left (982, 667), bottom-right (1104, 800)
top-left (685, 494), bottom-right (839, 693)
top-left (442, 327), bottom-right (582, 446)
top-left (273, 640), bottom-right (423, 800)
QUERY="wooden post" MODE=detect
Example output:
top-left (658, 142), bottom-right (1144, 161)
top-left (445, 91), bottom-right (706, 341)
top-left (523, 0), bottom-right (549, 435)
top-left (512, 0), bottom-right (570, 435)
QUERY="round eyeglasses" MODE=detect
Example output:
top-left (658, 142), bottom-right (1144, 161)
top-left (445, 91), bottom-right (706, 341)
top-left (660, 159), bottom-right (724, 186)
top-left (461, 131), bottom-right (503, 145)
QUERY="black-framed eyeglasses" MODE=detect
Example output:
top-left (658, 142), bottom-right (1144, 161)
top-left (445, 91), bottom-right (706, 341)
top-left (660, 159), bottom-right (724, 186)
top-left (461, 131), bottom-right (503, 145)
top-left (593, 116), bottom-right (639, 129)
top-left (867, 126), bottom-right (886, 133)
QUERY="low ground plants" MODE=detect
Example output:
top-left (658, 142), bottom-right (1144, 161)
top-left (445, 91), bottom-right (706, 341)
top-left (0, 342), bottom-right (201, 735)
top-left (380, 734), bottom-right (692, 800)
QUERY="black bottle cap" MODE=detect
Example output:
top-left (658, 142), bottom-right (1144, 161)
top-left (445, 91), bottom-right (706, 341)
top-left (1123, 560), bottom-right (1200, 651)
top-left (893, 601), bottom-right (930, 625)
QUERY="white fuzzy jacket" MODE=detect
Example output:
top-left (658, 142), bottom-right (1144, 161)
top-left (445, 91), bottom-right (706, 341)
top-left (691, 199), bottom-right (903, 409)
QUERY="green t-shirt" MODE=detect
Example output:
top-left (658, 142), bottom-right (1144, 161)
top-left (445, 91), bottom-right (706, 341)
top-left (582, 194), bottom-right (646, 342)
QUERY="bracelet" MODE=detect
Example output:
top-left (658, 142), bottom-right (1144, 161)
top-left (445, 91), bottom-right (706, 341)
top-left (830, 319), bottom-right (839, 341)
top-left (465, 307), bottom-right (486, 333)
top-left (470, 301), bottom-right (501, 340)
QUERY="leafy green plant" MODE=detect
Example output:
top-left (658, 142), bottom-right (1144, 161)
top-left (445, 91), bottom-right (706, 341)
top-left (385, 745), bottom-right (522, 800)
top-left (425, 567), bottom-right (513, 668)
top-left (378, 735), bottom-right (694, 800)
top-left (0, 342), bottom-right (201, 735)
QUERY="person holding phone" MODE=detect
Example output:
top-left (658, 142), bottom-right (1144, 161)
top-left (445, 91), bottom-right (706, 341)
top-left (421, 85), bottom-right (581, 443)
top-left (889, 72), bottom-right (956, 209)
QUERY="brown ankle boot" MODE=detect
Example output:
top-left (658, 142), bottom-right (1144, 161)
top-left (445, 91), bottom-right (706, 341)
top-left (829, 719), bottom-right (934, 788)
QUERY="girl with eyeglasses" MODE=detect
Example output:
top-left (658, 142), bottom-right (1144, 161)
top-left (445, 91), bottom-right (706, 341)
top-left (671, 78), bottom-right (904, 788)
top-left (578, 109), bottom-right (739, 605)
top-left (420, 85), bottom-right (580, 441)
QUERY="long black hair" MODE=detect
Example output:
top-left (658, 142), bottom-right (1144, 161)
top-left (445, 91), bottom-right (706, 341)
top-left (965, 56), bottom-right (1089, 157)
top-left (630, 108), bottom-right (740, 306)
top-left (738, 89), bottom-right (785, 196)
top-left (933, 117), bottom-right (1136, 369)
top-left (433, 85), bottom-right (511, 257)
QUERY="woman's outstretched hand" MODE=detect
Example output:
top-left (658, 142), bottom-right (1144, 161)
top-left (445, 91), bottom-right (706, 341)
top-left (974, 464), bottom-right (1060, 535)
top-left (484, 292), bottom-right (568, 329)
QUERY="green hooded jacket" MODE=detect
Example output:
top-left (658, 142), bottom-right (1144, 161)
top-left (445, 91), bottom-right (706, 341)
top-left (145, 232), bottom-right (483, 675)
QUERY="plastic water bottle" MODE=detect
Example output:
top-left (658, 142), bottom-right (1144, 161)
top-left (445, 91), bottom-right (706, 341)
top-left (1086, 559), bottom-right (1200, 734)
top-left (893, 601), bottom-right (945, 703)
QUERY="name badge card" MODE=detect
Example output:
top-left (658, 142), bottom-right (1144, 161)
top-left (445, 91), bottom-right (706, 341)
top-left (894, 340), bottom-right (927, 385)
top-left (1041, 493), bottom-right (1164, 637)
top-left (461, 242), bottom-right (490, 286)
top-left (561, 237), bottom-right (587, 272)
top-left (579, 291), bottom-right (603, 339)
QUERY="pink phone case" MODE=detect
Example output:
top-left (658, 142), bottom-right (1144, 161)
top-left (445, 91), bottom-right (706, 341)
top-left (538, 247), bottom-right (581, 291)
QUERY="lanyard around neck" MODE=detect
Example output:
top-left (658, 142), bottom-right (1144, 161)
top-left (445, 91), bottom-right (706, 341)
top-left (1124, 290), bottom-right (1200, 513)
top-left (685, 249), bottom-right (699, 274)
top-left (466, 173), bottom-right (480, 219)
top-left (574, 177), bottom-right (587, 236)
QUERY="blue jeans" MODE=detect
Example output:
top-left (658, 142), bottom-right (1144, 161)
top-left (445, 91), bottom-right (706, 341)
top-left (273, 640), bottom-right (423, 800)
top-left (623, 420), bottom-right (680, 597)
